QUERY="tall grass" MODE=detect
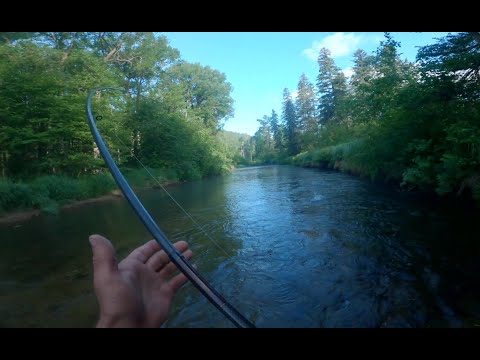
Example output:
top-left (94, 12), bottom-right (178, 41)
top-left (0, 167), bottom-right (179, 216)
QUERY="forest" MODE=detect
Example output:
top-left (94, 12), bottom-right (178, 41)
top-left (249, 32), bottom-right (480, 202)
top-left (0, 32), bottom-right (242, 214)
top-left (1, 32), bottom-right (479, 216)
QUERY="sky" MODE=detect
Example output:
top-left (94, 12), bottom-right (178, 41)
top-left (164, 32), bottom-right (453, 136)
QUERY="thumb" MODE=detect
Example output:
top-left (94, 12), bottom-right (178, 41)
top-left (89, 234), bottom-right (118, 280)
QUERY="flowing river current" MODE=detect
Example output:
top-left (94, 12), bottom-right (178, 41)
top-left (1, 165), bottom-right (480, 327)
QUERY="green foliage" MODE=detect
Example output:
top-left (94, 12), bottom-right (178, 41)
top-left (0, 180), bottom-right (33, 212)
top-left (31, 176), bottom-right (84, 203)
top-left (282, 88), bottom-right (300, 156)
top-left (0, 168), bottom-right (181, 216)
top-left (296, 73), bottom-right (318, 149)
top-left (0, 32), bottom-right (239, 217)
top-left (0, 40), bottom-right (118, 178)
top-left (285, 32), bottom-right (480, 202)
top-left (218, 130), bottom-right (252, 164)
top-left (78, 174), bottom-right (117, 198)
top-left (123, 167), bottom-right (178, 188)
top-left (316, 48), bottom-right (347, 125)
top-left (2, 31), bottom-right (480, 214)
top-left (161, 62), bottom-right (234, 130)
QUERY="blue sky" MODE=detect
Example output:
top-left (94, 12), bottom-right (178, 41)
top-left (164, 32), bottom-right (453, 135)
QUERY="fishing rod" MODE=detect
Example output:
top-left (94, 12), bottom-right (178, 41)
top-left (86, 87), bottom-right (255, 328)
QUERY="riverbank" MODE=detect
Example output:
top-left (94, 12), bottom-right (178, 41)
top-left (0, 167), bottom-right (181, 224)
top-left (289, 145), bottom-right (480, 206)
top-left (0, 192), bottom-right (124, 225)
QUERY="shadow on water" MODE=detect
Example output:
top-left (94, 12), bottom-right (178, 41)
top-left (1, 165), bottom-right (480, 327)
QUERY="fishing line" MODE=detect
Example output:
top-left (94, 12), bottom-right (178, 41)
top-left (109, 129), bottom-right (231, 258)
top-left (86, 86), bottom-right (255, 328)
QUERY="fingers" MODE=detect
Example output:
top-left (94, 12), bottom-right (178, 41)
top-left (169, 261), bottom-right (194, 293)
top-left (89, 234), bottom-right (118, 281)
top-left (145, 240), bottom-right (188, 272)
top-left (128, 239), bottom-right (161, 263)
top-left (160, 249), bottom-right (193, 277)
top-left (169, 273), bottom-right (189, 293)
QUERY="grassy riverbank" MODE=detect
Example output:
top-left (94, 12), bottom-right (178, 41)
top-left (289, 142), bottom-right (480, 204)
top-left (0, 167), bottom-right (180, 221)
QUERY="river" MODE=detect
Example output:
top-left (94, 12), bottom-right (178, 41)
top-left (1, 165), bottom-right (480, 327)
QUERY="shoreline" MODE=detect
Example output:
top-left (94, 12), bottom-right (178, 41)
top-left (0, 174), bottom-right (185, 226)
top-left (0, 191), bottom-right (125, 225)
top-left (0, 177), bottom-right (186, 226)
top-left (1, 165), bottom-right (477, 226)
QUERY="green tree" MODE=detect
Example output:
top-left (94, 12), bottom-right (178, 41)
top-left (401, 32), bottom-right (480, 196)
top-left (282, 88), bottom-right (299, 156)
top-left (251, 115), bottom-right (275, 162)
top-left (0, 32), bottom-right (237, 186)
top-left (316, 48), bottom-right (347, 126)
top-left (270, 109), bottom-right (283, 151)
top-left (101, 33), bottom-right (180, 159)
top-left (296, 73), bottom-right (318, 150)
top-left (217, 130), bottom-right (251, 164)
top-left (350, 49), bottom-right (375, 91)
top-left (161, 62), bottom-right (234, 131)
top-left (0, 41), bottom-right (116, 177)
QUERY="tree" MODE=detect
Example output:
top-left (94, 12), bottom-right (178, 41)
top-left (0, 32), bottom-right (37, 43)
top-left (270, 109), bottom-right (283, 151)
top-left (350, 49), bottom-right (375, 91)
top-left (348, 49), bottom-right (376, 125)
top-left (0, 41), bottom-right (116, 177)
top-left (217, 130), bottom-right (252, 164)
top-left (161, 62), bottom-right (234, 131)
top-left (103, 33), bottom-right (180, 159)
top-left (417, 32), bottom-right (480, 86)
top-left (296, 73), bottom-right (318, 150)
top-left (401, 32), bottom-right (480, 196)
top-left (252, 115), bottom-right (275, 161)
top-left (316, 48), bottom-right (347, 126)
top-left (0, 32), bottom-right (237, 183)
top-left (282, 88), bottom-right (299, 156)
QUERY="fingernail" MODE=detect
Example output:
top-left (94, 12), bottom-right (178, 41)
top-left (89, 235), bottom-right (98, 246)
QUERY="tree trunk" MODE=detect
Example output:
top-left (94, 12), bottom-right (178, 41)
top-left (0, 151), bottom-right (5, 178)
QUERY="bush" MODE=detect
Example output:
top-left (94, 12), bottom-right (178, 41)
top-left (79, 173), bottom-right (116, 198)
top-left (0, 179), bottom-right (34, 212)
top-left (31, 176), bottom-right (82, 203)
top-left (0, 166), bottom-right (188, 216)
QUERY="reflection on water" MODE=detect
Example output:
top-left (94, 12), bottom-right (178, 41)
top-left (1, 165), bottom-right (480, 327)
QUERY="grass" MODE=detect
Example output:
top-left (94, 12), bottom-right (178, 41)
top-left (0, 167), bottom-right (180, 217)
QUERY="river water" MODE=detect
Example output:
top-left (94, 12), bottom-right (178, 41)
top-left (1, 165), bottom-right (480, 327)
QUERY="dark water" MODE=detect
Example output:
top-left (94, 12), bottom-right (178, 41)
top-left (1, 165), bottom-right (480, 327)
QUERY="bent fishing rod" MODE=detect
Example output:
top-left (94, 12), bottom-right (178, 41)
top-left (86, 87), bottom-right (255, 328)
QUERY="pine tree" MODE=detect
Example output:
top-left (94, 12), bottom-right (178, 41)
top-left (270, 109), bottom-right (283, 151)
top-left (350, 49), bottom-right (375, 92)
top-left (282, 88), bottom-right (299, 155)
top-left (295, 73), bottom-right (318, 150)
top-left (316, 48), bottom-right (346, 126)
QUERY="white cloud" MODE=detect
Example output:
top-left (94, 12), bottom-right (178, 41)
top-left (291, 90), bottom-right (299, 99)
top-left (342, 67), bottom-right (354, 78)
top-left (302, 32), bottom-right (363, 61)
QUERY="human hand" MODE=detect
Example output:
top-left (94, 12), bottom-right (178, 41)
top-left (89, 234), bottom-right (193, 328)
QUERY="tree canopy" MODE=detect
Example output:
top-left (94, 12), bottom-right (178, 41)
top-left (0, 32), bottom-right (237, 181)
top-left (249, 32), bottom-right (480, 200)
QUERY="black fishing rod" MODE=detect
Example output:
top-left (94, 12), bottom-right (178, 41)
top-left (86, 87), bottom-right (255, 328)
